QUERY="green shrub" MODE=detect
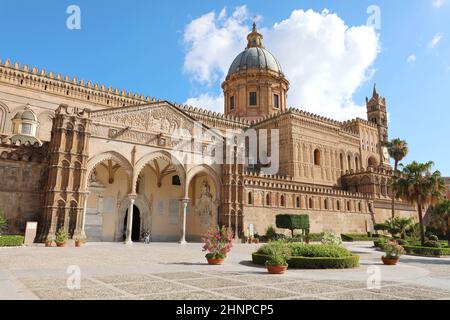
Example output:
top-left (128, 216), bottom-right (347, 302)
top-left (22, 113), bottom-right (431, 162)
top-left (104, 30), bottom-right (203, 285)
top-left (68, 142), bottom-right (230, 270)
top-left (0, 209), bottom-right (7, 236)
top-left (403, 245), bottom-right (450, 257)
top-left (276, 214), bottom-right (310, 237)
top-left (307, 233), bottom-right (325, 242)
top-left (428, 235), bottom-right (439, 242)
top-left (396, 239), bottom-right (409, 246)
top-left (252, 253), bottom-right (359, 269)
top-left (265, 226), bottom-right (277, 240)
top-left (263, 241), bottom-right (291, 267)
top-left (423, 240), bottom-right (441, 248)
top-left (0, 236), bottom-right (24, 247)
top-left (341, 234), bottom-right (374, 242)
top-left (257, 242), bottom-right (352, 258)
top-left (374, 238), bottom-right (388, 249)
top-left (55, 228), bottom-right (68, 244)
top-left (321, 232), bottom-right (342, 246)
top-left (374, 223), bottom-right (388, 231)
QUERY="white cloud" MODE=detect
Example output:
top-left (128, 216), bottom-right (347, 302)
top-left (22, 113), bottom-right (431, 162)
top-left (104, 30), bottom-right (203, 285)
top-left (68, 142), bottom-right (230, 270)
top-left (183, 7), bottom-right (380, 121)
top-left (407, 54), bottom-right (417, 64)
top-left (428, 32), bottom-right (443, 48)
top-left (185, 93), bottom-right (224, 113)
top-left (433, 0), bottom-right (445, 8)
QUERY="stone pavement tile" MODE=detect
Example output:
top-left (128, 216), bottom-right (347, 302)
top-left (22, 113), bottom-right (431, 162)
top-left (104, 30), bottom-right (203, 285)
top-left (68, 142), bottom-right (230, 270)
top-left (228, 275), bottom-right (306, 285)
top-left (114, 281), bottom-right (190, 296)
top-left (180, 277), bottom-right (248, 290)
top-left (141, 290), bottom-right (227, 300)
top-left (32, 286), bottom-right (125, 300)
top-left (93, 274), bottom-right (156, 285)
top-left (271, 281), bottom-right (345, 295)
top-left (213, 286), bottom-right (294, 300)
top-left (202, 271), bottom-right (250, 277)
top-left (369, 285), bottom-right (450, 300)
top-left (20, 277), bottom-right (96, 289)
top-left (150, 272), bottom-right (211, 280)
top-left (401, 284), bottom-right (450, 296)
top-left (315, 280), bottom-right (369, 289)
top-left (322, 289), bottom-right (405, 300)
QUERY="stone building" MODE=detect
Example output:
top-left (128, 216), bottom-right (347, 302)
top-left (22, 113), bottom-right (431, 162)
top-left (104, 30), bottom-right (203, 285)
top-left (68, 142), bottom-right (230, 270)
top-left (0, 24), bottom-right (416, 243)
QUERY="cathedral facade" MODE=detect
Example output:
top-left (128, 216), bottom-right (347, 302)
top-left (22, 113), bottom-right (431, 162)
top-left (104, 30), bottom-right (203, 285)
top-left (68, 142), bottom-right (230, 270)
top-left (0, 25), bottom-right (416, 243)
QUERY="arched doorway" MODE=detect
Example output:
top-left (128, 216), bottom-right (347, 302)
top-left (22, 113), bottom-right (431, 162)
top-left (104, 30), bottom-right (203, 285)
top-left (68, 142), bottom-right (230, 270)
top-left (123, 205), bottom-right (141, 242)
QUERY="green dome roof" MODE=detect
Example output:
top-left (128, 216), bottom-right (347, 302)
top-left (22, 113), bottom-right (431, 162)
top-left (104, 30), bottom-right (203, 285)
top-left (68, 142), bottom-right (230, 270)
top-left (228, 47), bottom-right (283, 76)
top-left (13, 108), bottom-right (37, 121)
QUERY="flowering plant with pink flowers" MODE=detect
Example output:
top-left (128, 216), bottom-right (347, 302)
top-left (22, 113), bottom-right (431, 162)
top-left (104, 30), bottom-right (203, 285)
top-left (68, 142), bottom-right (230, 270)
top-left (202, 226), bottom-right (234, 259)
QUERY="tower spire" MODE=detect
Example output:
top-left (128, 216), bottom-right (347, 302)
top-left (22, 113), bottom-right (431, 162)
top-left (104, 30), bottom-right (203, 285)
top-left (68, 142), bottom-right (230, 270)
top-left (373, 83), bottom-right (379, 98)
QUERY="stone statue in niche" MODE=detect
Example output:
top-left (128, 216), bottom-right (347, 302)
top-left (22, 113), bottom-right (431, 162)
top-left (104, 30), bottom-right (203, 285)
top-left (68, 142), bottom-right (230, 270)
top-left (196, 181), bottom-right (213, 226)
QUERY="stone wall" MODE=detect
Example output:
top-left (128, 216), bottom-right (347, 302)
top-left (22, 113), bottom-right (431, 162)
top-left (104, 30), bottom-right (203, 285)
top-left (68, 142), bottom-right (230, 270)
top-left (243, 206), bottom-right (373, 236)
top-left (0, 144), bottom-right (48, 234)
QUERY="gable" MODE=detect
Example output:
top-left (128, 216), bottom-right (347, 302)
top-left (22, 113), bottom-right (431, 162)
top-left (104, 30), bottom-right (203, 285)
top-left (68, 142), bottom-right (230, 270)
top-left (90, 102), bottom-right (198, 135)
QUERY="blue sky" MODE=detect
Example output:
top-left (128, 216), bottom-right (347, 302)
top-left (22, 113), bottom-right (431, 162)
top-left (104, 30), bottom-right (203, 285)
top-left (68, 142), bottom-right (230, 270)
top-left (0, 0), bottom-right (449, 175)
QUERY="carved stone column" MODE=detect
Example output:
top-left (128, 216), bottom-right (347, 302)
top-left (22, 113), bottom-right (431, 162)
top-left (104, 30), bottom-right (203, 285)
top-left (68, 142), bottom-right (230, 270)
top-left (125, 195), bottom-right (137, 245)
top-left (179, 198), bottom-right (190, 245)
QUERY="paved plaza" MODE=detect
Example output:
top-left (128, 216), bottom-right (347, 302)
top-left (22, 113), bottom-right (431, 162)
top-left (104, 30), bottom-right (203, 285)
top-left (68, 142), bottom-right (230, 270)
top-left (1, 242), bottom-right (450, 300)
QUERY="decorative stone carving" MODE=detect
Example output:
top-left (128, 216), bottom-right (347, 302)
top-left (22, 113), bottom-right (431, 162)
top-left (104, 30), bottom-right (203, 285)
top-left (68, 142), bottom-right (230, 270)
top-left (196, 181), bottom-right (213, 226)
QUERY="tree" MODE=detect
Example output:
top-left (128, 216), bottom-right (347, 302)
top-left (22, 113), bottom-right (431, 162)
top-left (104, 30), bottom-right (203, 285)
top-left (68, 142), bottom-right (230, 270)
top-left (276, 214), bottom-right (310, 238)
top-left (431, 200), bottom-right (450, 246)
top-left (0, 208), bottom-right (7, 236)
top-left (385, 217), bottom-right (414, 239)
top-left (386, 138), bottom-right (409, 218)
top-left (393, 161), bottom-right (445, 245)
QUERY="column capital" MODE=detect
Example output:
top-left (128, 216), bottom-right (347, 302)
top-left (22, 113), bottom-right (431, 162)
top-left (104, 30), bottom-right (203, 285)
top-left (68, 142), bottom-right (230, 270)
top-left (128, 194), bottom-right (138, 201)
top-left (179, 198), bottom-right (190, 204)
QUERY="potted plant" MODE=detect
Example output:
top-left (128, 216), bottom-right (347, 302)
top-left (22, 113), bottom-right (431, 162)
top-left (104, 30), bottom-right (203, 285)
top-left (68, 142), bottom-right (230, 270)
top-left (45, 234), bottom-right (54, 247)
top-left (74, 235), bottom-right (84, 247)
top-left (202, 226), bottom-right (233, 265)
top-left (55, 228), bottom-right (68, 247)
top-left (382, 241), bottom-right (406, 265)
top-left (264, 241), bottom-right (291, 274)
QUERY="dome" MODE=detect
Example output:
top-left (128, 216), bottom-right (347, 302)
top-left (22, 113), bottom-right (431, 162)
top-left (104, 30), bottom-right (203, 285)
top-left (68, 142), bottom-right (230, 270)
top-left (227, 22), bottom-right (283, 77)
top-left (228, 47), bottom-right (283, 76)
top-left (13, 108), bottom-right (37, 121)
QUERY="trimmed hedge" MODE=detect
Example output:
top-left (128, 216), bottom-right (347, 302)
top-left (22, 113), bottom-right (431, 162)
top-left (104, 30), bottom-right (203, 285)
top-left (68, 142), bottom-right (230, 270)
top-left (403, 245), bottom-right (450, 257)
top-left (252, 253), bottom-right (360, 269)
top-left (341, 234), bottom-right (376, 242)
top-left (0, 236), bottom-right (24, 247)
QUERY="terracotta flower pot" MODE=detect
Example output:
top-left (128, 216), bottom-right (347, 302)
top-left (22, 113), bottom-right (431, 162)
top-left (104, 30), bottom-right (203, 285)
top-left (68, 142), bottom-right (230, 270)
top-left (382, 256), bottom-right (399, 265)
top-left (45, 241), bottom-right (52, 247)
top-left (75, 241), bottom-right (82, 248)
top-left (266, 265), bottom-right (288, 274)
top-left (207, 257), bottom-right (225, 265)
top-left (56, 242), bottom-right (66, 248)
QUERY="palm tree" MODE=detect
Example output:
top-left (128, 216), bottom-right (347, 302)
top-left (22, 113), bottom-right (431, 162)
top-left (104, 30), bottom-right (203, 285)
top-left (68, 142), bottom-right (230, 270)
top-left (386, 139), bottom-right (409, 218)
top-left (431, 200), bottom-right (450, 246)
top-left (393, 161), bottom-right (444, 245)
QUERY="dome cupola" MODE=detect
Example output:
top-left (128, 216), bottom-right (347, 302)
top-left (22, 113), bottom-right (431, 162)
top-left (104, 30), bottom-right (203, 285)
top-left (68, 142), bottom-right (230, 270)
top-left (222, 23), bottom-right (289, 121)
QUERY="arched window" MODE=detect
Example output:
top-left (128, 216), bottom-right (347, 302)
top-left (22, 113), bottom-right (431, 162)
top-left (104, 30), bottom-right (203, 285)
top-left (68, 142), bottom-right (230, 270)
top-left (324, 199), bottom-right (328, 210)
top-left (337, 200), bottom-right (341, 211)
top-left (266, 194), bottom-right (271, 206)
top-left (347, 201), bottom-right (351, 211)
top-left (358, 202), bottom-right (362, 212)
top-left (340, 153), bottom-right (344, 170)
top-left (309, 198), bottom-right (314, 209)
top-left (348, 155), bottom-right (352, 170)
top-left (355, 156), bottom-right (360, 170)
top-left (314, 149), bottom-right (321, 166)
top-left (296, 196), bottom-right (301, 208)
top-left (248, 192), bottom-right (253, 205)
top-left (368, 156), bottom-right (377, 168)
top-left (280, 195), bottom-right (285, 207)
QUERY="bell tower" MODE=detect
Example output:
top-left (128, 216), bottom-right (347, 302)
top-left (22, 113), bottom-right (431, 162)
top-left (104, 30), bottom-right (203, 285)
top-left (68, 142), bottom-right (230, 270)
top-left (366, 83), bottom-right (388, 145)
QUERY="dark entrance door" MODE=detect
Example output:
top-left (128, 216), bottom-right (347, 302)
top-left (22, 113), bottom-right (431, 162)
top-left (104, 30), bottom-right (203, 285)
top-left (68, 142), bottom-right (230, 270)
top-left (123, 206), bottom-right (141, 242)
